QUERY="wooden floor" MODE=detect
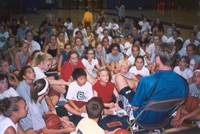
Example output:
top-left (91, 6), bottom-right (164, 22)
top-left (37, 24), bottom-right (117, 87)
top-left (11, 6), bottom-right (200, 40)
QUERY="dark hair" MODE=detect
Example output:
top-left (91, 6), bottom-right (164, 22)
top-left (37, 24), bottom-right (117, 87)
top-left (19, 41), bottom-right (28, 48)
top-left (0, 74), bottom-right (10, 89)
top-left (155, 43), bottom-right (176, 66)
top-left (135, 56), bottom-right (144, 64)
top-left (102, 37), bottom-right (109, 43)
top-left (78, 22), bottom-right (83, 26)
top-left (85, 48), bottom-right (95, 60)
top-left (131, 45), bottom-right (140, 51)
top-left (72, 68), bottom-right (87, 80)
top-left (66, 17), bottom-right (71, 22)
top-left (30, 79), bottom-right (48, 103)
top-left (103, 29), bottom-right (109, 34)
top-left (19, 66), bottom-right (34, 81)
top-left (68, 50), bottom-right (79, 59)
top-left (175, 39), bottom-right (183, 46)
top-left (86, 25), bottom-right (91, 29)
top-left (186, 43), bottom-right (197, 51)
top-left (64, 43), bottom-right (71, 49)
top-left (107, 43), bottom-right (121, 54)
top-left (86, 97), bottom-right (104, 119)
top-left (0, 97), bottom-right (24, 117)
top-left (25, 30), bottom-right (33, 36)
top-left (57, 31), bottom-right (65, 36)
top-left (75, 31), bottom-right (82, 35)
top-left (179, 56), bottom-right (190, 67)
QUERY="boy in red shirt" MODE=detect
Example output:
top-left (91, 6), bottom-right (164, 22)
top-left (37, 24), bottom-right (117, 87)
top-left (93, 67), bottom-right (126, 116)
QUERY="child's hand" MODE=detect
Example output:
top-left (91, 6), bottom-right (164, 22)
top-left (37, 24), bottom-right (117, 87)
top-left (79, 106), bottom-right (86, 112)
top-left (108, 102), bottom-right (115, 108)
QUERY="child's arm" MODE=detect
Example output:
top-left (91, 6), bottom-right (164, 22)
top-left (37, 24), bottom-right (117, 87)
top-left (45, 77), bottom-right (70, 86)
top-left (14, 54), bottom-right (21, 71)
top-left (105, 62), bottom-right (114, 71)
top-left (57, 54), bottom-right (63, 72)
top-left (68, 100), bottom-right (80, 112)
top-left (8, 73), bottom-right (19, 88)
top-left (172, 107), bottom-right (200, 127)
top-left (45, 95), bottom-right (55, 112)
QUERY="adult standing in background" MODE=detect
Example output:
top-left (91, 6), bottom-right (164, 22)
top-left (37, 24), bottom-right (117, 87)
top-left (116, 0), bottom-right (125, 28)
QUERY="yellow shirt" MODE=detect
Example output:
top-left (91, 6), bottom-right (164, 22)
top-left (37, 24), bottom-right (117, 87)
top-left (57, 38), bottom-right (67, 49)
top-left (76, 118), bottom-right (105, 134)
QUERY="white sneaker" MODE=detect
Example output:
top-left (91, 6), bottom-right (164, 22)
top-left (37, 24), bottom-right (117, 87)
top-left (116, 109), bottom-right (128, 117)
top-left (81, 112), bottom-right (88, 118)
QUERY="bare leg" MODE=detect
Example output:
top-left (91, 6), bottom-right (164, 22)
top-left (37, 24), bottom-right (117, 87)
top-left (115, 74), bottom-right (131, 92)
top-left (64, 104), bottom-right (82, 116)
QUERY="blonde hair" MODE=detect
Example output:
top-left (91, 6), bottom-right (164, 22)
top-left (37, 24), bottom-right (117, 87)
top-left (119, 58), bottom-right (131, 67)
top-left (32, 53), bottom-right (53, 67)
top-left (96, 67), bottom-right (108, 76)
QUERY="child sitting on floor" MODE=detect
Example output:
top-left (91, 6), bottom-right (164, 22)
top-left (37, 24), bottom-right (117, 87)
top-left (171, 69), bottom-right (200, 128)
top-left (93, 67), bottom-right (127, 116)
top-left (64, 68), bottom-right (93, 117)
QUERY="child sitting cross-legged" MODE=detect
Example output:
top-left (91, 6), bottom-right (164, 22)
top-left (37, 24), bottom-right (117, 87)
top-left (64, 68), bottom-right (93, 117)
top-left (93, 67), bottom-right (127, 116)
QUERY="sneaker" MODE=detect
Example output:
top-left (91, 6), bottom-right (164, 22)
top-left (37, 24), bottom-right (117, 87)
top-left (116, 109), bottom-right (128, 117)
top-left (196, 121), bottom-right (200, 128)
top-left (132, 123), bottom-right (139, 131)
top-left (81, 112), bottom-right (88, 118)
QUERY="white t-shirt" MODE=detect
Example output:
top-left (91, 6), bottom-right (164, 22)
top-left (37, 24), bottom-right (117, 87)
top-left (64, 22), bottom-right (73, 30)
top-left (66, 81), bottom-right (93, 102)
top-left (126, 47), bottom-right (146, 57)
top-left (161, 35), bottom-right (168, 43)
top-left (139, 21), bottom-right (151, 32)
top-left (129, 66), bottom-right (150, 77)
top-left (167, 37), bottom-right (183, 44)
top-left (99, 35), bottom-right (112, 45)
top-left (108, 23), bottom-right (119, 31)
top-left (73, 28), bottom-right (86, 37)
top-left (124, 42), bottom-right (132, 49)
top-left (178, 47), bottom-right (187, 58)
top-left (33, 67), bottom-right (46, 81)
top-left (97, 26), bottom-right (109, 38)
top-left (183, 39), bottom-right (199, 48)
top-left (128, 55), bottom-right (147, 66)
top-left (81, 58), bottom-right (98, 75)
top-left (0, 116), bottom-right (18, 134)
top-left (146, 43), bottom-right (155, 55)
top-left (173, 66), bottom-right (193, 82)
top-left (0, 87), bottom-right (19, 100)
top-left (25, 40), bottom-right (41, 51)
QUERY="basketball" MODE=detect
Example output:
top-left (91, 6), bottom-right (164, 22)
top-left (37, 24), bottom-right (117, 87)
top-left (43, 114), bottom-right (61, 129)
top-left (185, 96), bottom-right (199, 113)
top-left (114, 129), bottom-right (131, 134)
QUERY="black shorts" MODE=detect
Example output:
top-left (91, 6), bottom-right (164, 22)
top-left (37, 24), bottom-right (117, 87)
top-left (119, 86), bottom-right (134, 103)
top-left (56, 106), bottom-right (68, 117)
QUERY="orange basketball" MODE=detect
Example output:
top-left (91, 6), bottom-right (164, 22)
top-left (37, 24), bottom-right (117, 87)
top-left (114, 129), bottom-right (131, 134)
top-left (185, 96), bottom-right (199, 113)
top-left (43, 114), bottom-right (61, 129)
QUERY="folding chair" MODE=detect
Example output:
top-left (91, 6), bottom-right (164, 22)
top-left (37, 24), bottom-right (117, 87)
top-left (128, 98), bottom-right (186, 134)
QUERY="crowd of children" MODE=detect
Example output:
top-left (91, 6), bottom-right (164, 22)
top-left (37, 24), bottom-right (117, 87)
top-left (0, 5), bottom-right (200, 133)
